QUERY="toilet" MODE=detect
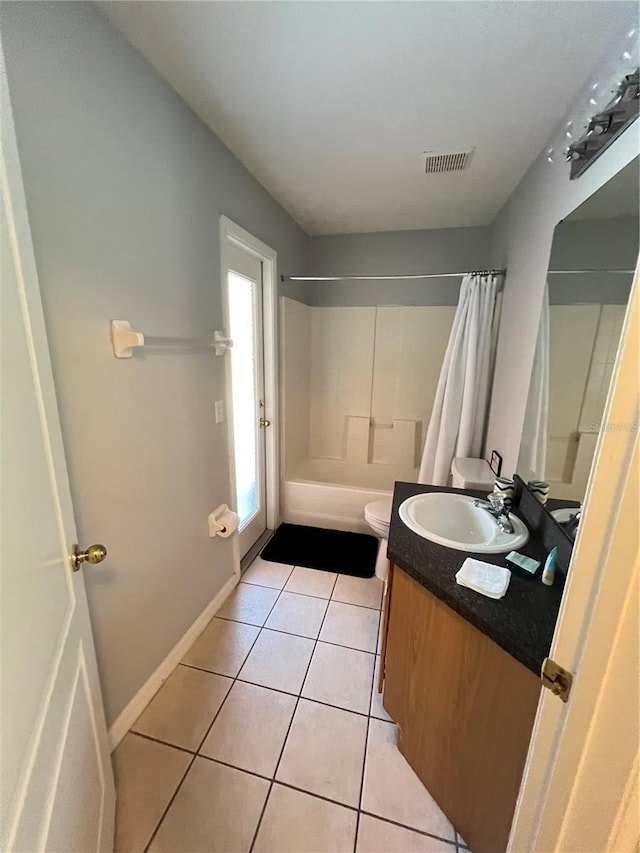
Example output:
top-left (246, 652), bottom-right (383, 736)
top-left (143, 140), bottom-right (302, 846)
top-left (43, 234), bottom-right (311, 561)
top-left (364, 458), bottom-right (494, 581)
top-left (364, 498), bottom-right (393, 581)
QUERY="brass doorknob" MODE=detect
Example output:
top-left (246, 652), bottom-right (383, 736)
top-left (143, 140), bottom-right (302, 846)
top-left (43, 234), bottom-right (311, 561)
top-left (259, 418), bottom-right (272, 428)
top-left (71, 543), bottom-right (107, 572)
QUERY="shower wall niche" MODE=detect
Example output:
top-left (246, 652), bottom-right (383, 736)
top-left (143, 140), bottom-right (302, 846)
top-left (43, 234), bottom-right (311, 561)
top-left (281, 297), bottom-right (454, 491)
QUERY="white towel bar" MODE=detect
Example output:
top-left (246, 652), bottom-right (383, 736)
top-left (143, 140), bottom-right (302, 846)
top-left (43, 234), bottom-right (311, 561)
top-left (110, 320), bottom-right (232, 359)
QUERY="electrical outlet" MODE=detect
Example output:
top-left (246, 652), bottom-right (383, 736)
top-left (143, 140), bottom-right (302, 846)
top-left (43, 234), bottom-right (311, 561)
top-left (215, 400), bottom-right (224, 424)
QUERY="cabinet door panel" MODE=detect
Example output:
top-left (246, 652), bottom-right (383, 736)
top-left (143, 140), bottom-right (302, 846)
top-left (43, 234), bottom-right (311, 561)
top-left (384, 568), bottom-right (540, 853)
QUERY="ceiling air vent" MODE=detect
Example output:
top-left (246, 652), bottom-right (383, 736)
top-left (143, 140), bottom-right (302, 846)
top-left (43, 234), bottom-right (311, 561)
top-left (424, 149), bottom-right (474, 174)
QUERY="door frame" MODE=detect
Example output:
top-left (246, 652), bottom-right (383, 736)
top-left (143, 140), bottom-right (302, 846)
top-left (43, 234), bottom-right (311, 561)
top-left (219, 216), bottom-right (279, 568)
top-left (508, 266), bottom-right (639, 851)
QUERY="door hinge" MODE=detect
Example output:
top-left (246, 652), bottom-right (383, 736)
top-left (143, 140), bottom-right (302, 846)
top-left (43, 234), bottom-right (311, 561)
top-left (541, 657), bottom-right (573, 703)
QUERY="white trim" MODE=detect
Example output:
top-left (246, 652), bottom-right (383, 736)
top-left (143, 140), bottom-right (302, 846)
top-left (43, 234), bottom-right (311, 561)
top-left (219, 216), bottom-right (280, 557)
top-left (107, 572), bottom-right (238, 750)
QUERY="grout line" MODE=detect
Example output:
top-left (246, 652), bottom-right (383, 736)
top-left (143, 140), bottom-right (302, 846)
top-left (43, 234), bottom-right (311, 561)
top-left (274, 779), bottom-right (359, 812)
top-left (260, 624), bottom-right (378, 655)
top-left (181, 658), bottom-right (380, 721)
top-left (212, 617), bottom-right (380, 655)
top-left (193, 579), bottom-right (290, 754)
top-left (129, 730), bottom-right (196, 755)
top-left (248, 571), bottom-right (341, 853)
top-left (133, 722), bottom-right (459, 853)
top-left (231, 572), bottom-right (384, 610)
top-left (142, 753), bottom-right (196, 853)
top-left (142, 566), bottom-right (291, 849)
top-left (353, 644), bottom-right (378, 852)
top-left (197, 754), bottom-right (273, 783)
top-left (216, 593), bottom-right (381, 622)
top-left (330, 596), bottom-right (384, 612)
top-left (358, 810), bottom-right (459, 847)
top-left (242, 562), bottom-right (296, 591)
top-left (131, 560), bottom-right (460, 852)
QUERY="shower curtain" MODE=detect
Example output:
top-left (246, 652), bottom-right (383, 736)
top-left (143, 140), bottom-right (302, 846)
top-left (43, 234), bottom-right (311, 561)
top-left (418, 273), bottom-right (499, 486)
top-left (518, 283), bottom-right (550, 479)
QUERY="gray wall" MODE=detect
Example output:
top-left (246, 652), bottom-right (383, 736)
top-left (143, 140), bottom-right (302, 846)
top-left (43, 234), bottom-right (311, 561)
top-left (293, 226), bottom-right (492, 306)
top-left (1, 1), bottom-right (308, 727)
top-left (548, 216), bottom-right (638, 304)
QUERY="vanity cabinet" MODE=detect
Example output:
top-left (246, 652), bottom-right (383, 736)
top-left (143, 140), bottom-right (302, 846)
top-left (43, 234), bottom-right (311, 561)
top-left (380, 564), bottom-right (540, 853)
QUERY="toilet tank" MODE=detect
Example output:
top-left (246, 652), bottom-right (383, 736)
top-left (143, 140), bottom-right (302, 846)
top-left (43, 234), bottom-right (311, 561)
top-left (451, 457), bottom-right (494, 490)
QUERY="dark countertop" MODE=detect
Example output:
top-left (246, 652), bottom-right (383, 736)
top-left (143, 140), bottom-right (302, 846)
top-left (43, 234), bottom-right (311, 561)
top-left (387, 482), bottom-right (564, 676)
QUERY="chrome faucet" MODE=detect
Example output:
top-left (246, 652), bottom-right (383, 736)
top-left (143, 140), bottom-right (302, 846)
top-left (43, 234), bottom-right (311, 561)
top-left (473, 492), bottom-right (514, 534)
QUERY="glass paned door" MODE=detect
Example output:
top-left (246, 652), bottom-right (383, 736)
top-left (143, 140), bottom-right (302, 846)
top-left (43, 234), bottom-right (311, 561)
top-left (225, 244), bottom-right (267, 557)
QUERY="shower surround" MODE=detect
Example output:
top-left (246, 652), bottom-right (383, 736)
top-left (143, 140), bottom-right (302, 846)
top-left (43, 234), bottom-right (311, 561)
top-left (280, 297), bottom-right (454, 531)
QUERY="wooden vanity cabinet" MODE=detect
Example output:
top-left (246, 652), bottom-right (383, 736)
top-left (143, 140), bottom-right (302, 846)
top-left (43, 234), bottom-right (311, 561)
top-left (380, 564), bottom-right (540, 853)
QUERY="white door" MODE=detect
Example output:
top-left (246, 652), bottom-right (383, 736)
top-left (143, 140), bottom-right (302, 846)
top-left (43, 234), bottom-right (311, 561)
top-left (508, 271), bottom-right (639, 852)
top-left (0, 61), bottom-right (115, 853)
top-left (224, 242), bottom-right (268, 558)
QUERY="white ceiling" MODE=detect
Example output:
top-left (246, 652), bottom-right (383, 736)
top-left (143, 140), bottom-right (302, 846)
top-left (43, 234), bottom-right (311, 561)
top-left (100, 1), bottom-right (634, 235)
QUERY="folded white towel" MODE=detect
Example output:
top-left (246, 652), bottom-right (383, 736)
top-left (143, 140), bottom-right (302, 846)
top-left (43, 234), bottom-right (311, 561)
top-left (455, 558), bottom-right (510, 600)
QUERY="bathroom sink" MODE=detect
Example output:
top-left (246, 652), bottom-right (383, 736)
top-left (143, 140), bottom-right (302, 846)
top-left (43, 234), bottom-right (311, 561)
top-left (398, 492), bottom-right (529, 553)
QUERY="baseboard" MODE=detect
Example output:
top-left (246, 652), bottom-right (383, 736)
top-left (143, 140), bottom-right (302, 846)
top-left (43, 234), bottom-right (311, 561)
top-left (108, 572), bottom-right (239, 751)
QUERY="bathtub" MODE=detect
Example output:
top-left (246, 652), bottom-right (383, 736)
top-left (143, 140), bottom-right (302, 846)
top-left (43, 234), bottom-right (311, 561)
top-left (281, 458), bottom-right (402, 534)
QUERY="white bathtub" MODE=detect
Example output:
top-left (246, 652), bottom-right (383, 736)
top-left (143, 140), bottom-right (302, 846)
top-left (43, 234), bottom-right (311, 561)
top-left (281, 458), bottom-right (397, 534)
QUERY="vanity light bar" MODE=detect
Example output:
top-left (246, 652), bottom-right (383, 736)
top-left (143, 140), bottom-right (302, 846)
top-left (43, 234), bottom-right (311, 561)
top-left (567, 68), bottom-right (639, 178)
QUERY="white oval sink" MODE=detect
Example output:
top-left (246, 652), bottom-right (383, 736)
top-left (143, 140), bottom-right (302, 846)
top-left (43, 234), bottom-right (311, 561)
top-left (399, 492), bottom-right (529, 553)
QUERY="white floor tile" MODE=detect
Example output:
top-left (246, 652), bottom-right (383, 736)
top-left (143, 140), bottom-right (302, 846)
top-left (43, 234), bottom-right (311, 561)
top-left (276, 699), bottom-right (367, 807)
top-left (302, 642), bottom-right (374, 714)
top-left (319, 602), bottom-right (380, 653)
top-left (357, 815), bottom-right (454, 852)
top-left (361, 720), bottom-right (454, 840)
top-left (149, 757), bottom-right (268, 853)
top-left (181, 617), bottom-right (259, 676)
top-left (284, 566), bottom-right (337, 599)
top-left (242, 557), bottom-right (293, 590)
top-left (254, 784), bottom-right (357, 853)
top-left (113, 733), bottom-right (191, 853)
top-left (132, 665), bottom-right (231, 751)
top-left (332, 575), bottom-right (384, 610)
top-left (238, 629), bottom-right (315, 694)
top-left (217, 583), bottom-right (280, 626)
top-left (370, 656), bottom-right (394, 722)
top-left (200, 681), bottom-right (296, 777)
top-left (265, 591), bottom-right (328, 638)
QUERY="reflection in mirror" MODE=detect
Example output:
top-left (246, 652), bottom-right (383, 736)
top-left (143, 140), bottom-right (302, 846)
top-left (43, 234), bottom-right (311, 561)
top-left (518, 156), bottom-right (638, 519)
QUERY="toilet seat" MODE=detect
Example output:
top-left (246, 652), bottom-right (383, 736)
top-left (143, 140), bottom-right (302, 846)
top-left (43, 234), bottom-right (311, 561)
top-left (364, 498), bottom-right (393, 538)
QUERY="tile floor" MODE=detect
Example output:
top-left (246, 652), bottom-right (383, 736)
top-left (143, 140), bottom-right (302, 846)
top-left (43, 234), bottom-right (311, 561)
top-left (113, 556), bottom-right (469, 853)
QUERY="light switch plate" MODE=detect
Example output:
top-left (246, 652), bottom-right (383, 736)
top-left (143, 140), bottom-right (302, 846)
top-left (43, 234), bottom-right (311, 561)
top-left (215, 400), bottom-right (224, 424)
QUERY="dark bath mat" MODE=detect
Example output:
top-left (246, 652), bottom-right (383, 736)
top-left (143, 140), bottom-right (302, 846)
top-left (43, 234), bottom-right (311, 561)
top-left (261, 523), bottom-right (377, 578)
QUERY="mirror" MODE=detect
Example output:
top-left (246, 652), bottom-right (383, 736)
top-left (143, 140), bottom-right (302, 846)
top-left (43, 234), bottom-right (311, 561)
top-left (518, 156), bottom-right (638, 525)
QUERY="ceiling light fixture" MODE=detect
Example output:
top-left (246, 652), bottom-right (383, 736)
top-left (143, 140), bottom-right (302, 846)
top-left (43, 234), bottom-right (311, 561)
top-left (544, 20), bottom-right (639, 177)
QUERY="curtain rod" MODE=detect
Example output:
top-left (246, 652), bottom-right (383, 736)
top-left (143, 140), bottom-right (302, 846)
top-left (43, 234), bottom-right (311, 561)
top-left (280, 269), bottom-right (506, 282)
top-left (547, 268), bottom-right (635, 275)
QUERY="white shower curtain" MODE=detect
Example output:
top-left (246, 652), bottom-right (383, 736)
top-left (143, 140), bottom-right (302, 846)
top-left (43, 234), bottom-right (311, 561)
top-left (518, 283), bottom-right (550, 479)
top-left (418, 273), bottom-right (499, 486)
